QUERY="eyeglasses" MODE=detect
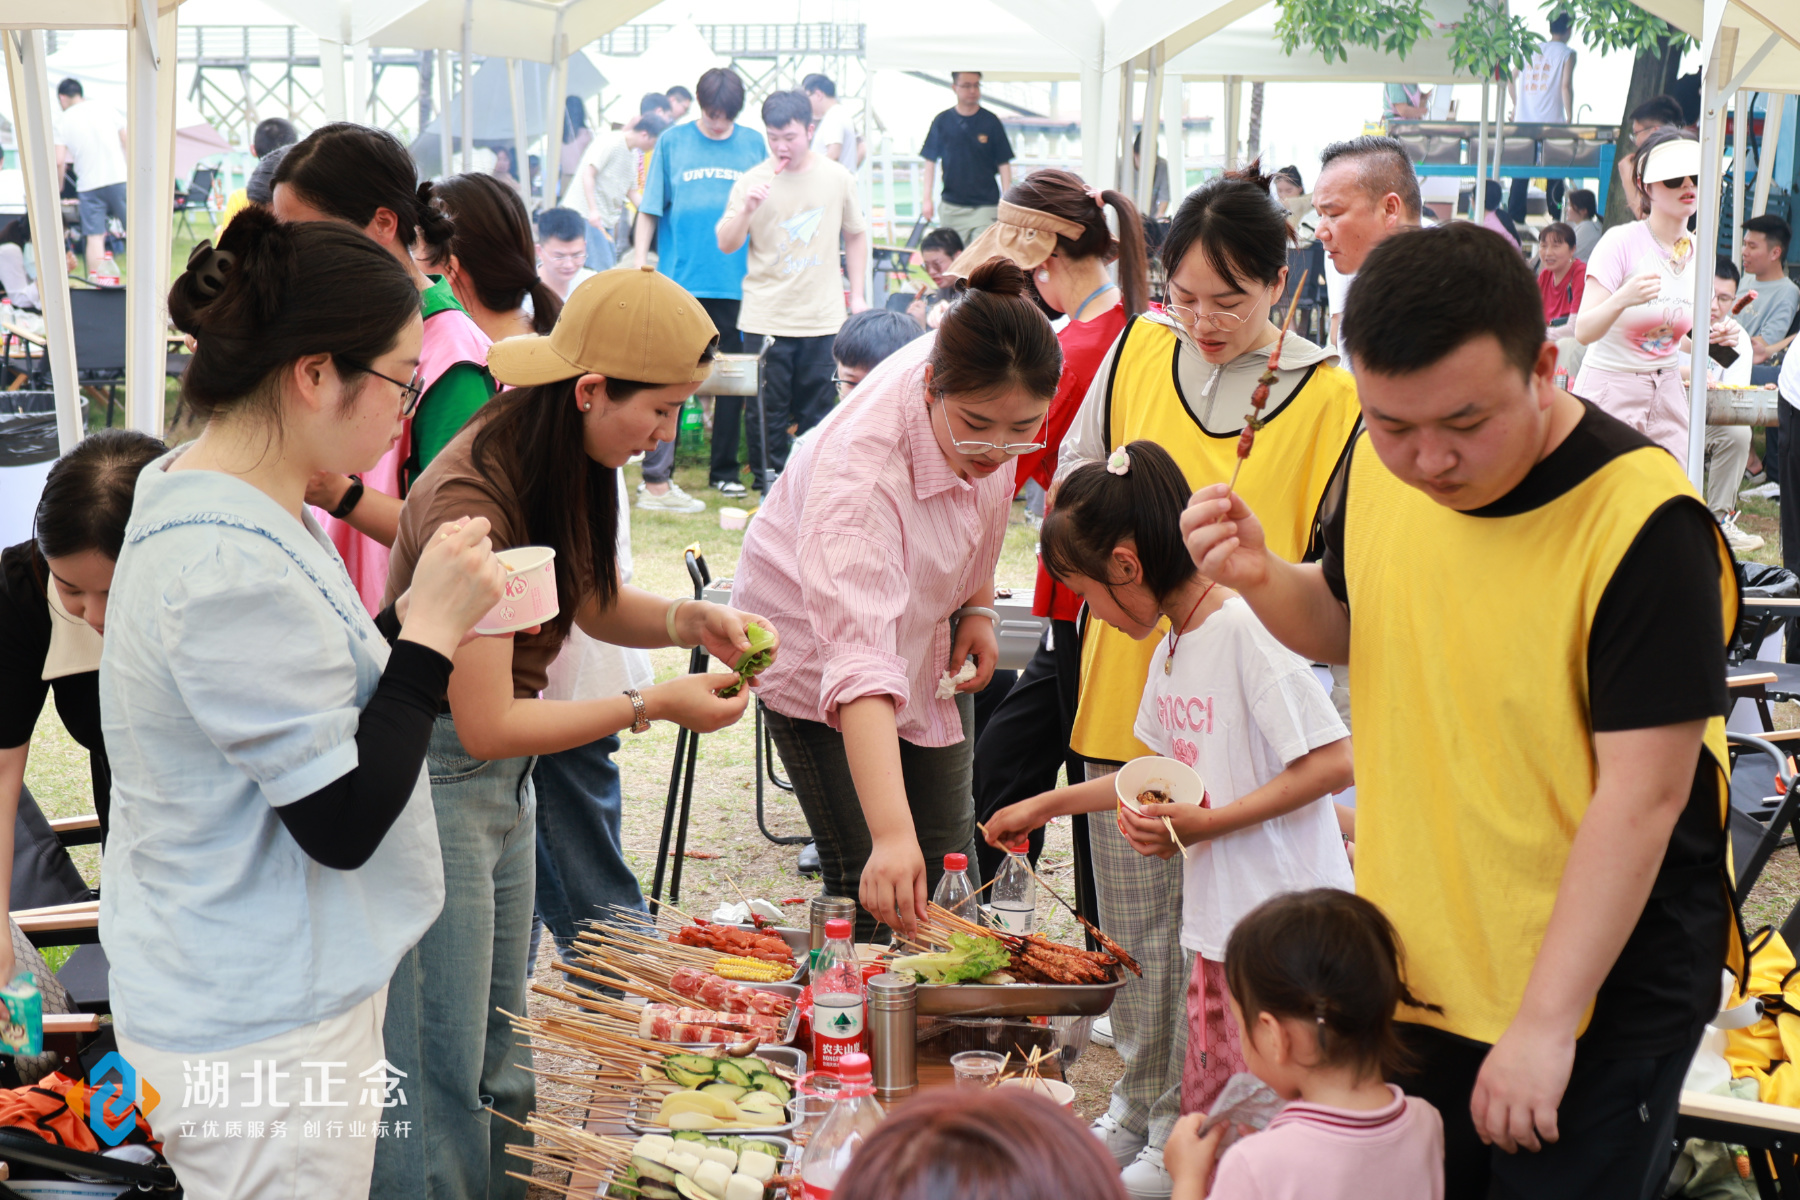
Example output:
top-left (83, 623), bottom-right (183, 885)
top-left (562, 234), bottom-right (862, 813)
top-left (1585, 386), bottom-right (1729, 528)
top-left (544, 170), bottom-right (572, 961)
top-left (1164, 303), bottom-right (1247, 332)
top-left (831, 373), bottom-right (859, 397)
top-left (932, 395), bottom-right (1046, 457)
top-left (542, 250), bottom-right (586, 266)
top-left (341, 360), bottom-right (425, 418)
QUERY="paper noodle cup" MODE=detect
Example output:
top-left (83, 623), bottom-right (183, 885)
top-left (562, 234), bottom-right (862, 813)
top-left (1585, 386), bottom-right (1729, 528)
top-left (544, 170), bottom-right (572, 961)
top-left (474, 545), bottom-right (559, 635)
top-left (1114, 755), bottom-right (1205, 816)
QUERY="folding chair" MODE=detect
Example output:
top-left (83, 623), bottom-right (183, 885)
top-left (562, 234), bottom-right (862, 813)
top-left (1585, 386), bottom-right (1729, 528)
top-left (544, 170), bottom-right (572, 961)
top-left (173, 165), bottom-right (217, 240)
top-left (649, 549), bottom-right (716, 912)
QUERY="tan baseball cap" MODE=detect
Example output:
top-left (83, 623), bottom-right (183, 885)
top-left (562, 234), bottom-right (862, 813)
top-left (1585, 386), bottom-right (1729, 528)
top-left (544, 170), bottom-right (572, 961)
top-left (487, 265), bottom-right (720, 388)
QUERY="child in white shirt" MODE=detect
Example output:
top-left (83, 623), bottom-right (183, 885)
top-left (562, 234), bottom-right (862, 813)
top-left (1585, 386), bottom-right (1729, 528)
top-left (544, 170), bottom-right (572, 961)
top-left (986, 439), bottom-right (1354, 1120)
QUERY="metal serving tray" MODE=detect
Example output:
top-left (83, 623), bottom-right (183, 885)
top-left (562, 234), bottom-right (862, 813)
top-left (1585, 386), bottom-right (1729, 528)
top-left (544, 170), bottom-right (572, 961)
top-left (626, 1046), bottom-right (807, 1136)
top-left (721, 923), bottom-right (808, 985)
top-left (913, 970), bottom-right (1129, 1018)
top-left (667, 982), bottom-right (802, 1050)
top-left (594, 1135), bottom-right (799, 1200)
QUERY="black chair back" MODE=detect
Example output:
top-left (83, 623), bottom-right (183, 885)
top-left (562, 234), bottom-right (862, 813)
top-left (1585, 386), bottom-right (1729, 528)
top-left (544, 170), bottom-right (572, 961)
top-left (69, 289), bottom-right (127, 375)
top-left (183, 166), bottom-right (215, 209)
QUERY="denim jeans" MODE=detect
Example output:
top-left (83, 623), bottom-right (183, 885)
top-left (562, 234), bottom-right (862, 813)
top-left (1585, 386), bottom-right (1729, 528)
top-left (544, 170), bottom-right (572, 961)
top-left (763, 695), bottom-right (979, 943)
top-left (371, 715), bottom-right (537, 1200)
top-left (532, 735), bottom-right (645, 963)
top-left (585, 221), bottom-right (615, 271)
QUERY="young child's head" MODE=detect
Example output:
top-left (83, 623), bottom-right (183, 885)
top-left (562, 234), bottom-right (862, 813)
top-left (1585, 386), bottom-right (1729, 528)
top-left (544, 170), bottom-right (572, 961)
top-left (1040, 439), bottom-right (1198, 639)
top-left (832, 308), bottom-right (926, 394)
top-left (1224, 889), bottom-right (1439, 1096)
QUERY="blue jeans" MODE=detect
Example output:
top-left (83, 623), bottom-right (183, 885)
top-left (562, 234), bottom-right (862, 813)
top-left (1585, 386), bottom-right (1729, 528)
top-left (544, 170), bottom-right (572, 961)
top-left (371, 716), bottom-right (537, 1200)
top-left (532, 735), bottom-right (645, 965)
top-left (585, 221), bottom-right (616, 271)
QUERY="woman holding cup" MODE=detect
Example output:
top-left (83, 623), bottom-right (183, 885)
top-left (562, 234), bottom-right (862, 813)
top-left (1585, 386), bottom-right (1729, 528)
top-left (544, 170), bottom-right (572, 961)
top-left (730, 258), bottom-right (1061, 943)
top-left (100, 210), bottom-right (506, 1196)
top-left (376, 265), bottom-right (771, 1200)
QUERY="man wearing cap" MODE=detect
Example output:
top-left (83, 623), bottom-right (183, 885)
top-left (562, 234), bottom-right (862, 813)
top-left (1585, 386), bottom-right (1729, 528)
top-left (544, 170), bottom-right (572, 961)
top-left (379, 264), bottom-right (766, 1200)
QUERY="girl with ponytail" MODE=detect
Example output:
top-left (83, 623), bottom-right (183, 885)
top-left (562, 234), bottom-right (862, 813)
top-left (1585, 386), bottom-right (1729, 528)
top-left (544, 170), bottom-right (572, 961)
top-left (1036, 163), bottom-right (1362, 1193)
top-left (983, 439), bottom-right (1354, 1133)
top-left (731, 257), bottom-right (1061, 942)
top-left (102, 209), bottom-right (506, 1196)
top-left (944, 166), bottom-right (1147, 883)
top-left (273, 122), bottom-right (499, 613)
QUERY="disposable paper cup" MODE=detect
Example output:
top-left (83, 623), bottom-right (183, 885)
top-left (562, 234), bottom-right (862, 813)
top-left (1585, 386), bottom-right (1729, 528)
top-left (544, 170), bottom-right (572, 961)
top-left (474, 545), bottom-right (558, 636)
top-left (1000, 1077), bottom-right (1076, 1109)
top-left (1114, 755), bottom-right (1205, 815)
top-left (719, 506), bottom-right (749, 531)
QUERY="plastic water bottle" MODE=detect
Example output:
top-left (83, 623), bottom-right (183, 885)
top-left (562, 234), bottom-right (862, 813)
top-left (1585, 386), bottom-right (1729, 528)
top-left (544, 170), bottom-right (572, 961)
top-left (811, 918), bottom-right (865, 1072)
top-left (799, 1052), bottom-right (885, 1199)
top-left (988, 841), bottom-right (1037, 935)
top-left (94, 254), bottom-right (121, 287)
top-left (930, 852), bottom-right (976, 927)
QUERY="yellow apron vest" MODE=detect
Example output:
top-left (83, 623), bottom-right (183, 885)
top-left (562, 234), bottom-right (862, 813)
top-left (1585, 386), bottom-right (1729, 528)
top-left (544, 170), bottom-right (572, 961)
top-left (1069, 318), bottom-right (1362, 762)
top-left (1344, 433), bottom-right (1738, 1044)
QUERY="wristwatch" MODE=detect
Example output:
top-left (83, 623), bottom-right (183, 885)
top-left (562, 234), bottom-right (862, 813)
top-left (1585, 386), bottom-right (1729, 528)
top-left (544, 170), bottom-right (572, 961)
top-left (329, 474), bottom-right (365, 520)
top-left (624, 688), bottom-right (650, 734)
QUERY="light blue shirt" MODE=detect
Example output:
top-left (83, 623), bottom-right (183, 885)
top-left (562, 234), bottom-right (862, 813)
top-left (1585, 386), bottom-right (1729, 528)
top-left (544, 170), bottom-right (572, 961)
top-left (99, 454), bottom-right (444, 1052)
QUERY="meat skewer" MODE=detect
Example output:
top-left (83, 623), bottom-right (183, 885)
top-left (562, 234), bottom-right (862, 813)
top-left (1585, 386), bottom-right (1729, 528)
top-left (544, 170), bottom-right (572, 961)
top-left (1226, 274), bottom-right (1308, 495)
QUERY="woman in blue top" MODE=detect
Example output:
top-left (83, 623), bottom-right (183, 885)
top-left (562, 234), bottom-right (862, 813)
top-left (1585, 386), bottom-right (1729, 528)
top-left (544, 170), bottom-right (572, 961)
top-left (100, 209), bottom-right (507, 1198)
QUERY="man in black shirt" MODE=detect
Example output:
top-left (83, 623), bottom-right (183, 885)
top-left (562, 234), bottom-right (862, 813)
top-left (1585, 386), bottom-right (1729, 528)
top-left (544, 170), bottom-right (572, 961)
top-left (1180, 223), bottom-right (1736, 1200)
top-left (919, 72), bottom-right (1014, 248)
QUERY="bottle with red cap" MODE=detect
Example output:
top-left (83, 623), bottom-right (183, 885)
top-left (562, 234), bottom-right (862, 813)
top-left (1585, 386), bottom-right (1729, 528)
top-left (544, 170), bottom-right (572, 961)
top-left (988, 840), bottom-right (1037, 935)
top-left (811, 917), bottom-right (865, 1070)
top-left (930, 852), bottom-right (976, 927)
top-left (799, 1051), bottom-right (885, 1199)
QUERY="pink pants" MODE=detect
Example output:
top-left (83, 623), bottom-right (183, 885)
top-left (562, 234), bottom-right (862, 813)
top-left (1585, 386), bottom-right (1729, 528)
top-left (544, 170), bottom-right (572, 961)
top-left (1181, 955), bottom-right (1247, 1115)
top-left (1573, 364), bottom-right (1688, 468)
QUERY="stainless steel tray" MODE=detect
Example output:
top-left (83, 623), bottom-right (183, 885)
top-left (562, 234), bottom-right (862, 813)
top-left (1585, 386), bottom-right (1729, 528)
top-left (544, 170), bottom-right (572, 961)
top-left (914, 971), bottom-right (1128, 1018)
top-left (667, 982), bottom-right (802, 1050)
top-left (594, 1134), bottom-right (798, 1199)
top-left (720, 923), bottom-right (808, 985)
top-left (626, 1046), bottom-right (806, 1136)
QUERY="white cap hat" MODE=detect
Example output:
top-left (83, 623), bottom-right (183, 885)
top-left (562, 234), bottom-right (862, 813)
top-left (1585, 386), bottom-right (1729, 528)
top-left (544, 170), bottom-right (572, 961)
top-left (1640, 137), bottom-right (1701, 187)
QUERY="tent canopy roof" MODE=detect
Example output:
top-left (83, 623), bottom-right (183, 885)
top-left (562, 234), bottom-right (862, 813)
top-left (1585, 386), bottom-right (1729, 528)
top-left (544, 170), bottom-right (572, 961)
top-left (1634, 0), bottom-right (1800, 94)
top-left (261, 0), bottom-right (657, 61)
top-left (1169, 0), bottom-right (1482, 81)
top-left (0, 0), bottom-right (183, 30)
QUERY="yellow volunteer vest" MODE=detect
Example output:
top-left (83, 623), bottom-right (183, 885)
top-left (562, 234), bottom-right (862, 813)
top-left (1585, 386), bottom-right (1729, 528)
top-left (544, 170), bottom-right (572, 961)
top-left (1344, 432), bottom-right (1738, 1044)
top-left (1069, 318), bottom-right (1362, 762)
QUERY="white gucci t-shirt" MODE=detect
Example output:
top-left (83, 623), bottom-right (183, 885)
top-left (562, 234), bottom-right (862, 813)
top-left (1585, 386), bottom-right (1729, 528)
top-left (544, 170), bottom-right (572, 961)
top-left (1133, 596), bottom-right (1353, 959)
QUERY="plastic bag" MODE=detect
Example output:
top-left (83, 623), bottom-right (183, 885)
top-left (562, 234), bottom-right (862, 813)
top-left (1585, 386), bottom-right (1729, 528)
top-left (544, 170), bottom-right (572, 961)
top-left (1199, 1072), bottom-right (1284, 1156)
top-left (1733, 560), bottom-right (1799, 661)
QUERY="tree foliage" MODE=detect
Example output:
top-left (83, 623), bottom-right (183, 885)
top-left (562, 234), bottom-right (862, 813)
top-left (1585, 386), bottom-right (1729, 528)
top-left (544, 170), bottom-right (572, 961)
top-left (1274, 0), bottom-right (1692, 80)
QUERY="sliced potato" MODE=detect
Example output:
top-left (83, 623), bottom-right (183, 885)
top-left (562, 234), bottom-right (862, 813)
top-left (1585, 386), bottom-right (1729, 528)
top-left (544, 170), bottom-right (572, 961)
top-left (666, 1111), bottom-right (727, 1131)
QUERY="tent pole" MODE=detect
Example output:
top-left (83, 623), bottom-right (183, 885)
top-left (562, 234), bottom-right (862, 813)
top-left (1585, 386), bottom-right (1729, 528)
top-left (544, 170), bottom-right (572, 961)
top-left (1223, 75), bottom-right (1239, 172)
top-left (125, 0), bottom-right (177, 438)
top-left (4, 31), bottom-right (79, 453)
top-left (1164, 74), bottom-right (1185, 207)
top-left (1755, 93), bottom-right (1783, 217)
top-left (1137, 44), bottom-right (1164, 217)
top-left (351, 40), bottom-right (370, 123)
top-left (507, 58), bottom-right (528, 204)
top-left (1080, 60), bottom-right (1104, 187)
top-left (1115, 57), bottom-right (1133, 193)
top-left (1731, 89), bottom-right (1749, 265)
top-left (542, 10), bottom-right (566, 212)
top-left (549, 22), bottom-right (570, 206)
top-left (1476, 80), bottom-right (1488, 216)
top-left (438, 47), bottom-right (453, 180)
top-left (460, 0), bottom-right (475, 174)
top-left (1689, 26), bottom-right (1739, 488)
top-left (320, 38), bottom-right (346, 122)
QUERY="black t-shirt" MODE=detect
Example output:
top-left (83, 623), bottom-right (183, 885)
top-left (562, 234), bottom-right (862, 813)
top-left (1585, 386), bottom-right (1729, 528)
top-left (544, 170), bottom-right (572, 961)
top-left (0, 541), bottom-right (110, 829)
top-left (1320, 402), bottom-right (1731, 1058)
top-left (919, 107), bottom-right (1015, 208)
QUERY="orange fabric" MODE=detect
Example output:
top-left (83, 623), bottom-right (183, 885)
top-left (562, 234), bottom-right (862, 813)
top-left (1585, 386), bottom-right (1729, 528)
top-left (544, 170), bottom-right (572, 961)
top-left (0, 1071), bottom-right (160, 1152)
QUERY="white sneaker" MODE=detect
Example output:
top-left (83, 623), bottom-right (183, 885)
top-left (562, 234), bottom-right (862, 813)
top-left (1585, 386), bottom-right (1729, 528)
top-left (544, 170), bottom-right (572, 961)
top-left (1090, 1112), bottom-right (1146, 1168)
top-left (637, 483), bottom-right (706, 514)
top-left (1120, 1146), bottom-right (1172, 1199)
top-left (1091, 1015), bottom-right (1115, 1047)
top-left (1719, 512), bottom-right (1765, 554)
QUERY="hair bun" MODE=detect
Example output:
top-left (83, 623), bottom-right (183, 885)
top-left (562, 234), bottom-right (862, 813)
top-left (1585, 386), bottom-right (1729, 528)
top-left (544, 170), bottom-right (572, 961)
top-left (415, 179), bottom-right (456, 247)
top-left (1225, 156), bottom-right (1276, 197)
top-left (168, 205), bottom-right (295, 337)
top-left (965, 256), bottom-right (1029, 298)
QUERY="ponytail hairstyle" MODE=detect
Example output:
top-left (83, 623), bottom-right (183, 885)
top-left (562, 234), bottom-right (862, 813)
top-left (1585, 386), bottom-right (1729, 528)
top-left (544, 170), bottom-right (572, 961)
top-left (1040, 439), bottom-right (1195, 602)
top-left (1162, 160), bottom-right (1293, 291)
top-left (1224, 889), bottom-right (1442, 1080)
top-left (273, 122), bottom-right (455, 256)
top-left (34, 428), bottom-right (166, 565)
top-left (422, 172), bottom-right (562, 333)
top-left (1003, 168), bottom-right (1149, 318)
top-left (167, 206), bottom-right (421, 423)
top-left (929, 258), bottom-right (1062, 401)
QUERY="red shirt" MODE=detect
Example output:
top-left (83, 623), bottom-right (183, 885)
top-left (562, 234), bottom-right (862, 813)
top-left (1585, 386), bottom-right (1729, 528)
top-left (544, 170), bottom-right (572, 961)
top-left (1023, 303), bottom-right (1129, 621)
top-left (1538, 258), bottom-right (1587, 325)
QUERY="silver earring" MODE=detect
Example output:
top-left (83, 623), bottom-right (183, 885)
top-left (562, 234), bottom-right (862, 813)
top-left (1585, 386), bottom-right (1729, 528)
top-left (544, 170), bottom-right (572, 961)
top-left (1036, 269), bottom-right (1051, 284)
top-left (581, 403), bottom-right (591, 411)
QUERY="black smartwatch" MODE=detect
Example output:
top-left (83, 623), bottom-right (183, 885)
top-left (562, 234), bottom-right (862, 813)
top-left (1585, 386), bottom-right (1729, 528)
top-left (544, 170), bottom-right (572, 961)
top-left (329, 474), bottom-right (365, 520)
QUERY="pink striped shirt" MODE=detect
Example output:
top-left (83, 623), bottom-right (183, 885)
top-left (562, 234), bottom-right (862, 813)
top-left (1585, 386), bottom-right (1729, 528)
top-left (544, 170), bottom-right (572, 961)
top-left (730, 335), bottom-right (1014, 747)
top-left (1210, 1085), bottom-right (1444, 1200)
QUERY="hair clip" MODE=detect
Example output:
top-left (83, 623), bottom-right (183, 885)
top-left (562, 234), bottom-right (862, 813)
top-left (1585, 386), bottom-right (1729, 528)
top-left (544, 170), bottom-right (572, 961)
top-left (1106, 447), bottom-right (1131, 476)
top-left (186, 240), bottom-right (236, 299)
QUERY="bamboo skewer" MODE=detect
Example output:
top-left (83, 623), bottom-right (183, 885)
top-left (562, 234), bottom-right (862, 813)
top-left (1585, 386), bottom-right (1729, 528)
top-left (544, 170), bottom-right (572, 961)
top-left (1225, 273), bottom-right (1309, 495)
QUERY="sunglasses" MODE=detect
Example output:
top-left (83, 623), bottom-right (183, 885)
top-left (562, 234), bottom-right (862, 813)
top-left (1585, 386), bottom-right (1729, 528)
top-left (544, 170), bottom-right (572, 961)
top-left (1651, 175), bottom-right (1699, 188)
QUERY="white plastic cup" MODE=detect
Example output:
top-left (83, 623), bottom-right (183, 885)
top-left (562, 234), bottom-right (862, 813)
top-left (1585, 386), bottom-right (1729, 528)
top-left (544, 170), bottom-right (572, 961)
top-left (1000, 1077), bottom-right (1077, 1109)
top-left (474, 546), bottom-right (558, 635)
top-left (719, 506), bottom-right (749, 531)
top-left (1113, 755), bottom-right (1205, 815)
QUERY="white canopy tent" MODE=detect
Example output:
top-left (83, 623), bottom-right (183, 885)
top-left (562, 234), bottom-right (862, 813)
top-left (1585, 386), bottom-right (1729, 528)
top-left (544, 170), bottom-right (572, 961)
top-left (1635, 0), bottom-right (1800, 487)
top-left (4, 0), bottom-right (185, 445)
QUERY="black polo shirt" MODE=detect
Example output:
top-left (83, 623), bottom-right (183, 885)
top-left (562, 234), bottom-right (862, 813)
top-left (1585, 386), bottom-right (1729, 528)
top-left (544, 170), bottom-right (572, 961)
top-left (920, 107), bottom-right (1015, 208)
